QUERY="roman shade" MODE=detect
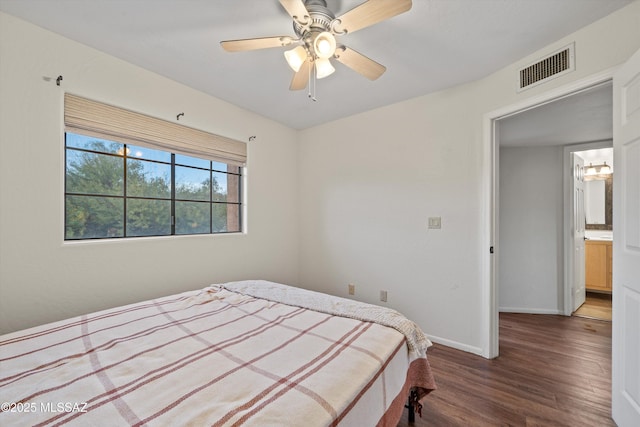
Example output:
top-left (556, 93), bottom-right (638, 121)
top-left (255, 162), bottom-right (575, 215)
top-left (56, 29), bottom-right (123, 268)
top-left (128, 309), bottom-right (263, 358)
top-left (64, 94), bottom-right (246, 166)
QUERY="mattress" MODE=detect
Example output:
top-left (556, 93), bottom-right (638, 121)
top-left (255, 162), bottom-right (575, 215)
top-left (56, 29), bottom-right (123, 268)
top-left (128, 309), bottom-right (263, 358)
top-left (0, 280), bottom-right (435, 426)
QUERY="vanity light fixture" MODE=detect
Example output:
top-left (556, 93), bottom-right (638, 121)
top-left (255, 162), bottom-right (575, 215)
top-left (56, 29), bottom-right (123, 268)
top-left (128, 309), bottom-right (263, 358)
top-left (599, 162), bottom-right (612, 174)
top-left (585, 162), bottom-right (612, 176)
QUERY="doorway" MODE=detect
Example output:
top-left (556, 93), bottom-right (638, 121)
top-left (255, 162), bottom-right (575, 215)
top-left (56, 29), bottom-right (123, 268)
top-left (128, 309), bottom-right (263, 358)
top-left (482, 70), bottom-right (615, 359)
top-left (572, 146), bottom-right (614, 321)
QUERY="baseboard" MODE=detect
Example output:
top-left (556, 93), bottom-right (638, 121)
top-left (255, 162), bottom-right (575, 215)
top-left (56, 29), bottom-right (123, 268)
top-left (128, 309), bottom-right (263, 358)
top-left (426, 335), bottom-right (485, 357)
top-left (499, 307), bottom-right (563, 315)
top-left (426, 307), bottom-right (564, 357)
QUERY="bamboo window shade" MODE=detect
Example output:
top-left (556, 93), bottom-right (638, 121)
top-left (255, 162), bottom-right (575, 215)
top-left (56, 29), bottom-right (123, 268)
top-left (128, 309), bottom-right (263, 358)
top-left (64, 94), bottom-right (246, 166)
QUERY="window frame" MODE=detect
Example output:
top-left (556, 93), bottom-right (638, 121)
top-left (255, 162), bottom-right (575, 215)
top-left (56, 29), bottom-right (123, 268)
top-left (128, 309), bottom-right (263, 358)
top-left (64, 132), bottom-right (244, 241)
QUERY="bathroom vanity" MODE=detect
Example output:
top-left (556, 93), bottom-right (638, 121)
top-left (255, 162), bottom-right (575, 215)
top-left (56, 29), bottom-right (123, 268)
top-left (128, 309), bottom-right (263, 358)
top-left (585, 239), bottom-right (612, 292)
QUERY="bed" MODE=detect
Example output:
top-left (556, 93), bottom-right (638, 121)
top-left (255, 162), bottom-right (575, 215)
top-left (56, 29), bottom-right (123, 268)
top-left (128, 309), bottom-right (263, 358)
top-left (0, 280), bottom-right (435, 426)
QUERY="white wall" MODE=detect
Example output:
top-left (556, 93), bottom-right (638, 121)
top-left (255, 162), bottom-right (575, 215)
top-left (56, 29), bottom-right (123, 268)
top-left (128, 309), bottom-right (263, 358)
top-left (298, 87), bottom-right (487, 353)
top-left (0, 12), bottom-right (300, 334)
top-left (297, 1), bottom-right (640, 355)
top-left (499, 146), bottom-right (564, 314)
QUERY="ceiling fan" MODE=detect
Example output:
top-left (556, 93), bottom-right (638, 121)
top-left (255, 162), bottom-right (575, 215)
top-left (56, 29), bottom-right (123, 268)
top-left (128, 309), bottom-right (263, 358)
top-left (220, 0), bottom-right (412, 90)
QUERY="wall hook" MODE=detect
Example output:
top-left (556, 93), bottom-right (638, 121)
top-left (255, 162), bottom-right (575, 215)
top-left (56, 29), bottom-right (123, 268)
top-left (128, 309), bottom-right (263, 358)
top-left (249, 136), bottom-right (256, 142)
top-left (176, 112), bottom-right (184, 121)
top-left (56, 75), bottom-right (63, 86)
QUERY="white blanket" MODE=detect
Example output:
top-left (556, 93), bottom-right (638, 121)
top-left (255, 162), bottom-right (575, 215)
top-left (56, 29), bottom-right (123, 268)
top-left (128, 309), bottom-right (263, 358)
top-left (222, 280), bottom-right (433, 358)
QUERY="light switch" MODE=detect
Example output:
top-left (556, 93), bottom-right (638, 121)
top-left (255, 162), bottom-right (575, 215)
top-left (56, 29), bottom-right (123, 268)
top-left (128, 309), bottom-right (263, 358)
top-left (428, 217), bottom-right (441, 229)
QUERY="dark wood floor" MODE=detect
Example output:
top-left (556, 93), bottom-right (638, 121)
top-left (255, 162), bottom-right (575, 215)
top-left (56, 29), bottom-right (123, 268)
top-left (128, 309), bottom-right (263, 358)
top-left (399, 313), bottom-right (613, 426)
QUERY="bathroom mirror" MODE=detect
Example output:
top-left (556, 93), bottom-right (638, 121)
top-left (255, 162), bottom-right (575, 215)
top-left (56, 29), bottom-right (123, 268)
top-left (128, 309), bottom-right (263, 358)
top-left (585, 174), bottom-right (612, 230)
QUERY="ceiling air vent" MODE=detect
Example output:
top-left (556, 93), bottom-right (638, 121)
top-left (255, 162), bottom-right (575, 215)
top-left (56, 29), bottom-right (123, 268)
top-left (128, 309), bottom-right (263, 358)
top-left (518, 43), bottom-right (575, 92)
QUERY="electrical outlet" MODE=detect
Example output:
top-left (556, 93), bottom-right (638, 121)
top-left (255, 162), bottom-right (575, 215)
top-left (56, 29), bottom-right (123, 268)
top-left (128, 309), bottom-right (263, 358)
top-left (380, 290), bottom-right (388, 302)
top-left (428, 217), bottom-right (442, 229)
top-left (348, 283), bottom-right (355, 295)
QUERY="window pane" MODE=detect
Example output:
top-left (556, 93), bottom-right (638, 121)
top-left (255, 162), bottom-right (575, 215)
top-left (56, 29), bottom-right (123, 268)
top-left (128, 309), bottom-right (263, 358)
top-left (66, 150), bottom-right (124, 196)
top-left (176, 201), bottom-right (210, 235)
top-left (66, 133), bottom-right (124, 155)
top-left (211, 161), bottom-right (228, 172)
top-left (212, 203), bottom-right (241, 232)
top-left (126, 199), bottom-right (171, 237)
top-left (175, 154), bottom-right (210, 169)
top-left (65, 195), bottom-right (123, 239)
top-left (175, 166), bottom-right (210, 201)
top-left (126, 145), bottom-right (171, 163)
top-left (226, 204), bottom-right (241, 232)
top-left (226, 173), bottom-right (241, 203)
top-left (127, 159), bottom-right (171, 199)
top-left (212, 172), bottom-right (241, 202)
top-left (212, 172), bottom-right (227, 202)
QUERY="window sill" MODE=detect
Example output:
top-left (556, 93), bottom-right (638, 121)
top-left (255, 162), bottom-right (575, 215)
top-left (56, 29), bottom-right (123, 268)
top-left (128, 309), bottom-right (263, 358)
top-left (62, 231), bottom-right (246, 246)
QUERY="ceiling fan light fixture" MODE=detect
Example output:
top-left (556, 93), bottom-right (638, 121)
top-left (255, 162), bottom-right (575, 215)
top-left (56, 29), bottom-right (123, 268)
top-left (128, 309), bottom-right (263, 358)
top-left (221, 0), bottom-right (414, 91)
top-left (315, 57), bottom-right (335, 79)
top-left (313, 32), bottom-right (336, 59)
top-left (284, 46), bottom-right (308, 72)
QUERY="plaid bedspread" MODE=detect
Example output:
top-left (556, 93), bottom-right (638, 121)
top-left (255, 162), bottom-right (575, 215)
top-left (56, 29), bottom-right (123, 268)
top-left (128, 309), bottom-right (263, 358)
top-left (0, 282), bottom-right (435, 426)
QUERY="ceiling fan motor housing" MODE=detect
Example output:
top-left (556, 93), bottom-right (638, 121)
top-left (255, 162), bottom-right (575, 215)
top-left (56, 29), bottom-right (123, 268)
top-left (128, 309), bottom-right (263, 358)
top-left (292, 0), bottom-right (338, 62)
top-left (293, 0), bottom-right (335, 39)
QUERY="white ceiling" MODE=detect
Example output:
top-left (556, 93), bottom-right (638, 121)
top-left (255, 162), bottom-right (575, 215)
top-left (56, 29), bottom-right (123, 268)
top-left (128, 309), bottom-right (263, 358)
top-left (0, 0), bottom-right (633, 129)
top-left (577, 147), bottom-right (614, 168)
top-left (498, 81), bottom-right (613, 147)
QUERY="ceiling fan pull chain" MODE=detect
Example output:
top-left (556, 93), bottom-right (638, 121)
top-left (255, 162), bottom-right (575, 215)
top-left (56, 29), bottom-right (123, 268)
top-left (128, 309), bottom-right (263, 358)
top-left (308, 60), bottom-right (317, 101)
top-left (307, 59), bottom-right (312, 99)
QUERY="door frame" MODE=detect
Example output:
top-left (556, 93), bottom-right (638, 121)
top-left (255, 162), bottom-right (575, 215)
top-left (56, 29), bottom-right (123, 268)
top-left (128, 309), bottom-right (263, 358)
top-left (481, 67), bottom-right (616, 358)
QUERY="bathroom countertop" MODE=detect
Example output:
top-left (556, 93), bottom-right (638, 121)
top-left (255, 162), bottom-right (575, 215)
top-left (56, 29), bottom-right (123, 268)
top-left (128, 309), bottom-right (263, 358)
top-left (585, 231), bottom-right (613, 241)
top-left (584, 230), bottom-right (613, 241)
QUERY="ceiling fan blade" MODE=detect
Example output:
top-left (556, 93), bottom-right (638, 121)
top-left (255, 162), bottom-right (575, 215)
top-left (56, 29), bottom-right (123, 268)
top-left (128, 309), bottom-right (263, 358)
top-left (334, 46), bottom-right (386, 80)
top-left (333, 0), bottom-right (412, 34)
top-left (220, 36), bottom-right (294, 52)
top-left (290, 59), bottom-right (311, 91)
top-left (279, 0), bottom-right (310, 25)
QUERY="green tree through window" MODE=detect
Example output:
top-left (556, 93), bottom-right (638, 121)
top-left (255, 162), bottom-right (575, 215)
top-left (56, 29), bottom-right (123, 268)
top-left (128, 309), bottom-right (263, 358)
top-left (65, 133), bottom-right (242, 240)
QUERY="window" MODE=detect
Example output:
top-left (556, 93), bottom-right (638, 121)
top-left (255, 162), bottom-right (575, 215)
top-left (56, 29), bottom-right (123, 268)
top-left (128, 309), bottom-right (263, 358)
top-left (65, 133), bottom-right (242, 240)
top-left (63, 94), bottom-right (246, 241)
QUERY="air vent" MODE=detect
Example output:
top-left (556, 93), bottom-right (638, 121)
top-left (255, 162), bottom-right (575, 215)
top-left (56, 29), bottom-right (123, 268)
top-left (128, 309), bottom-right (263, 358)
top-left (518, 43), bottom-right (575, 92)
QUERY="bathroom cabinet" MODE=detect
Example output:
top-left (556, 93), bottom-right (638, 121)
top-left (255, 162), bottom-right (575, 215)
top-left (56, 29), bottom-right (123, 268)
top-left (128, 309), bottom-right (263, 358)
top-left (585, 240), bottom-right (612, 292)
